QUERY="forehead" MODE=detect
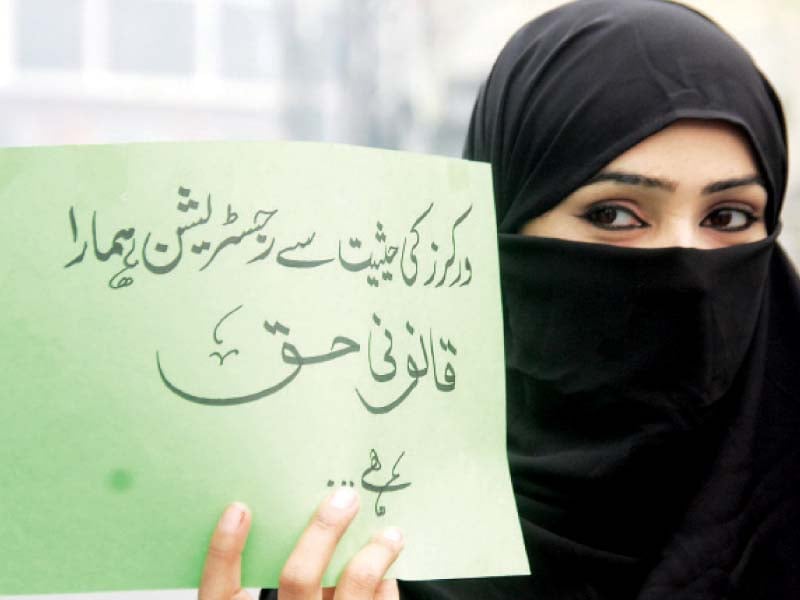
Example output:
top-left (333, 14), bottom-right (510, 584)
top-left (603, 120), bottom-right (759, 182)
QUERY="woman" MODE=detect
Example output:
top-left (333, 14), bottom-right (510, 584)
top-left (201, 0), bottom-right (800, 598)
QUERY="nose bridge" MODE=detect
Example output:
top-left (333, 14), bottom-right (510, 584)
top-left (657, 214), bottom-right (700, 248)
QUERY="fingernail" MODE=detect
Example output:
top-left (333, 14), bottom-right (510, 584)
top-left (329, 486), bottom-right (357, 509)
top-left (220, 502), bottom-right (247, 532)
top-left (382, 526), bottom-right (404, 545)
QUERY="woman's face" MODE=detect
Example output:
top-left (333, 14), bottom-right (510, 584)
top-left (519, 120), bottom-right (769, 248)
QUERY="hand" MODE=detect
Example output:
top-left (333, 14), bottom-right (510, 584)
top-left (199, 488), bottom-right (404, 600)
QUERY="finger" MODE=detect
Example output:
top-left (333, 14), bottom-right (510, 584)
top-left (199, 502), bottom-right (252, 600)
top-left (334, 527), bottom-right (404, 600)
top-left (374, 579), bottom-right (400, 600)
top-left (279, 487), bottom-right (360, 600)
top-left (322, 588), bottom-right (336, 600)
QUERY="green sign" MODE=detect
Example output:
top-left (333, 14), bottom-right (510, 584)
top-left (0, 141), bottom-right (528, 594)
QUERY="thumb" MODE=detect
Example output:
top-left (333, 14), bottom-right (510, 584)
top-left (199, 502), bottom-right (252, 600)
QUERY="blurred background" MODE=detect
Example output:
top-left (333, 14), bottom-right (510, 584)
top-left (1, 1), bottom-right (798, 599)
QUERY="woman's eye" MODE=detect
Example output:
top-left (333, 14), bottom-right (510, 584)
top-left (583, 205), bottom-right (646, 230)
top-left (701, 208), bottom-right (757, 231)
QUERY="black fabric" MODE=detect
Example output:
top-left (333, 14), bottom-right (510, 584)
top-left (397, 0), bottom-right (800, 599)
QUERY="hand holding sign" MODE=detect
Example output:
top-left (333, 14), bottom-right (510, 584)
top-left (200, 493), bottom-right (402, 600)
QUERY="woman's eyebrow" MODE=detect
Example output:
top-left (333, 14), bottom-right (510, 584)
top-left (582, 171), bottom-right (767, 195)
top-left (584, 171), bottom-right (677, 191)
top-left (701, 175), bottom-right (765, 194)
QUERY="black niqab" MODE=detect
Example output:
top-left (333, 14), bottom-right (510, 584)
top-left (396, 0), bottom-right (800, 598)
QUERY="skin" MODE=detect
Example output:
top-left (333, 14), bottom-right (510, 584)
top-left (520, 120), bottom-right (769, 248)
top-left (198, 489), bottom-right (402, 600)
top-left (197, 120), bottom-right (767, 600)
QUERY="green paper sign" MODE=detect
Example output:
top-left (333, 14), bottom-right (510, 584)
top-left (0, 141), bottom-right (528, 594)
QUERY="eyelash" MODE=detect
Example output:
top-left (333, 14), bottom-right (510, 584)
top-left (581, 204), bottom-right (646, 230)
top-left (581, 203), bottom-right (760, 232)
top-left (700, 207), bottom-right (759, 232)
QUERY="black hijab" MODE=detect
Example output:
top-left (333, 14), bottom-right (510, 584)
top-left (397, 0), bottom-right (800, 598)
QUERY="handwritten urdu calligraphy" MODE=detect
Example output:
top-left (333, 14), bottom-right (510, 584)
top-left (156, 305), bottom-right (457, 414)
top-left (65, 186), bottom-right (474, 291)
top-left (67, 185), bottom-right (469, 516)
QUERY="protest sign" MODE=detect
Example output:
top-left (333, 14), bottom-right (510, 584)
top-left (0, 141), bottom-right (528, 593)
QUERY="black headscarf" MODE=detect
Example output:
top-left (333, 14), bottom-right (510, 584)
top-left (397, 0), bottom-right (800, 598)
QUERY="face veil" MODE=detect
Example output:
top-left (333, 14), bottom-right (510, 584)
top-left (396, 1), bottom-right (800, 599)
